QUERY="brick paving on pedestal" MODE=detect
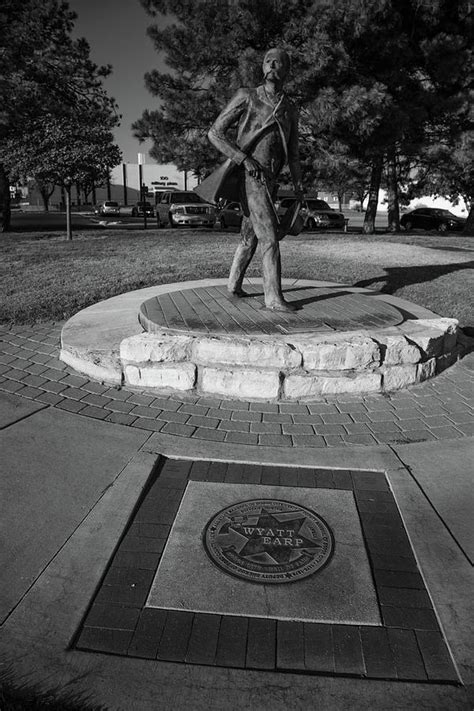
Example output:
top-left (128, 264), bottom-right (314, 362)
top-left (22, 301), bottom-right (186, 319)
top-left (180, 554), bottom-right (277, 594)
top-left (1, 322), bottom-right (473, 446)
top-left (139, 283), bottom-right (404, 335)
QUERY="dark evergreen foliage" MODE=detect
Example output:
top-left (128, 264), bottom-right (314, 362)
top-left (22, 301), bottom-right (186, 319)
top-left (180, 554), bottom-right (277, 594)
top-left (135, 0), bottom-right (473, 232)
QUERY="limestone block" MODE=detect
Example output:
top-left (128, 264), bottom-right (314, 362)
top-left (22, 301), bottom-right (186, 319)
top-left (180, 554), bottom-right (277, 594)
top-left (193, 337), bottom-right (302, 369)
top-left (427, 317), bottom-right (459, 334)
top-left (417, 358), bottom-right (436, 382)
top-left (121, 333), bottom-right (194, 363)
top-left (201, 366), bottom-right (280, 400)
top-left (290, 334), bottom-right (380, 371)
top-left (375, 334), bottom-right (421, 365)
top-left (60, 347), bottom-right (122, 385)
top-left (403, 318), bottom-right (458, 357)
top-left (284, 372), bottom-right (381, 399)
top-left (125, 363), bottom-right (196, 390)
top-left (422, 317), bottom-right (458, 351)
top-left (382, 364), bottom-right (417, 391)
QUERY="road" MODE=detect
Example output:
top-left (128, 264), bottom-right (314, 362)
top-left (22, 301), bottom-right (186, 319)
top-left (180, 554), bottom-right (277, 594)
top-left (8, 208), bottom-right (393, 233)
top-left (8, 210), bottom-right (153, 231)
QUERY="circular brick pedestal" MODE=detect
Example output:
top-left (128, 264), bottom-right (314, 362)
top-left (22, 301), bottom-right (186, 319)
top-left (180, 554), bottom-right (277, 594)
top-left (60, 279), bottom-right (462, 401)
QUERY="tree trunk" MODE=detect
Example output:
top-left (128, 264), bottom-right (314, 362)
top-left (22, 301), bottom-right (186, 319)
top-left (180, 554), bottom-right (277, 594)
top-left (0, 163), bottom-right (11, 232)
top-left (65, 186), bottom-right (72, 240)
top-left (337, 191), bottom-right (344, 212)
top-left (39, 189), bottom-right (50, 211)
top-left (362, 156), bottom-right (383, 234)
top-left (386, 149), bottom-right (400, 232)
top-left (356, 189), bottom-right (366, 211)
top-left (463, 203), bottom-right (474, 235)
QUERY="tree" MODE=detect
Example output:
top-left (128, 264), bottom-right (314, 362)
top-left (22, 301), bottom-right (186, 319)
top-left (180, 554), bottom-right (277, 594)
top-left (293, 1), bottom-right (472, 232)
top-left (134, 0), bottom-right (409, 225)
top-left (1, 115), bottom-right (121, 238)
top-left (33, 178), bottom-right (56, 212)
top-left (136, 0), bottom-right (473, 234)
top-left (403, 130), bottom-right (474, 234)
top-left (134, 0), bottom-right (306, 176)
top-left (0, 0), bottom-right (120, 232)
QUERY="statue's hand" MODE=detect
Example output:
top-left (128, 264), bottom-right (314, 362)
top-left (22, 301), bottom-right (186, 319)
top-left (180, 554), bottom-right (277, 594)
top-left (243, 157), bottom-right (264, 183)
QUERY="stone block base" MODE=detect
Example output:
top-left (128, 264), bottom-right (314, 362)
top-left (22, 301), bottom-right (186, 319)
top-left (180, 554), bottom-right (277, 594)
top-left (118, 317), bottom-right (460, 401)
top-left (60, 280), bottom-right (466, 402)
top-left (124, 363), bottom-right (196, 391)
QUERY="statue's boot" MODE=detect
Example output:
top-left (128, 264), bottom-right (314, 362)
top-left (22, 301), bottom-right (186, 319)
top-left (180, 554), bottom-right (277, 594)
top-left (227, 219), bottom-right (257, 297)
top-left (266, 300), bottom-right (297, 312)
top-left (261, 240), bottom-right (297, 312)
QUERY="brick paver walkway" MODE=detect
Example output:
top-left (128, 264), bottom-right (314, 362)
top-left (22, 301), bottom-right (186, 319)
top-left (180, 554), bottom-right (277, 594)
top-left (75, 459), bottom-right (458, 683)
top-left (1, 323), bottom-right (473, 447)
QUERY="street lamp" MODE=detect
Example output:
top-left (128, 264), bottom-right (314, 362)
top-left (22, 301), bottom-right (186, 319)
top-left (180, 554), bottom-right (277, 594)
top-left (138, 153), bottom-right (147, 229)
top-left (63, 176), bottom-right (73, 240)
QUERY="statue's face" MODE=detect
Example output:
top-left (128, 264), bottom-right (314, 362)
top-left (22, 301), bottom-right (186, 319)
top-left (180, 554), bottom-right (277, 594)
top-left (262, 49), bottom-right (290, 83)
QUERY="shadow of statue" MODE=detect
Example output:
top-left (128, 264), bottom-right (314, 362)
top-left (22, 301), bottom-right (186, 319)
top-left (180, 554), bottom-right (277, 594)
top-left (353, 261), bottom-right (474, 295)
top-left (354, 261), bottom-right (474, 343)
top-left (290, 289), bottom-right (351, 309)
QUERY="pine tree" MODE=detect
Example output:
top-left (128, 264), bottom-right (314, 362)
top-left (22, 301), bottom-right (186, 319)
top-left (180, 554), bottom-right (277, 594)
top-left (136, 0), bottom-right (472, 233)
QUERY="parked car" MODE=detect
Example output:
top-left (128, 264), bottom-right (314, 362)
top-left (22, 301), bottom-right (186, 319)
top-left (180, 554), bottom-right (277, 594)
top-left (95, 200), bottom-right (120, 216)
top-left (218, 202), bottom-right (243, 229)
top-left (131, 201), bottom-right (154, 217)
top-left (277, 197), bottom-right (346, 230)
top-left (155, 190), bottom-right (216, 227)
top-left (400, 208), bottom-right (466, 232)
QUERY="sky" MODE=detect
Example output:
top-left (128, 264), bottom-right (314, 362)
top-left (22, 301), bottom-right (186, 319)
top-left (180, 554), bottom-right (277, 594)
top-left (69, 0), bottom-right (170, 163)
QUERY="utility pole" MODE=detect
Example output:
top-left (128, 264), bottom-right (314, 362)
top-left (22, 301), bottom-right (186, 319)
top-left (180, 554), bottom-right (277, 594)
top-left (138, 154), bottom-right (147, 229)
top-left (122, 163), bottom-right (128, 205)
top-left (64, 178), bottom-right (72, 240)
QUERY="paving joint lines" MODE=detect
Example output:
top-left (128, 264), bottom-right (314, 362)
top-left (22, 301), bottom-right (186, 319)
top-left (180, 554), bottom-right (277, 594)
top-left (1, 323), bottom-right (474, 447)
top-left (74, 458), bottom-right (459, 684)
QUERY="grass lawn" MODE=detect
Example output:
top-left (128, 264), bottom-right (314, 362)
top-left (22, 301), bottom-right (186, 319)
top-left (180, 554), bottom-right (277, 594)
top-left (1, 227), bottom-right (473, 329)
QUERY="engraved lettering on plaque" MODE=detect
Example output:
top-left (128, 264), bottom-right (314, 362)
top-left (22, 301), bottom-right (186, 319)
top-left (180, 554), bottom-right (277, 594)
top-left (203, 499), bottom-right (334, 584)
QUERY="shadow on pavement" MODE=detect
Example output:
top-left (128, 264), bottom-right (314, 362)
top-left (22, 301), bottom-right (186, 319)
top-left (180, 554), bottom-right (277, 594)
top-left (354, 261), bottom-right (474, 295)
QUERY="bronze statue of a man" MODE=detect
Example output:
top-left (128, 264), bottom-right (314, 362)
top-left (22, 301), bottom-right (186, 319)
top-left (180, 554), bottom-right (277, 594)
top-left (206, 48), bottom-right (304, 312)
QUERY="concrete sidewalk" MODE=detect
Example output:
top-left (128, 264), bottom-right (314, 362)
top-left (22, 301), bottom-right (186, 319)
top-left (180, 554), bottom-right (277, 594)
top-left (0, 324), bottom-right (473, 710)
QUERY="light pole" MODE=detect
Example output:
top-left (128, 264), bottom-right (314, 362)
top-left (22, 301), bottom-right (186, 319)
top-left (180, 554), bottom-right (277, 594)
top-left (122, 163), bottom-right (128, 205)
top-left (138, 153), bottom-right (147, 229)
top-left (64, 177), bottom-right (73, 240)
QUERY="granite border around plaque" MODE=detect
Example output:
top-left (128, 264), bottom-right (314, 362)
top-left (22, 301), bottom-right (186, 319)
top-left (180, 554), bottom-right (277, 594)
top-left (74, 458), bottom-right (460, 684)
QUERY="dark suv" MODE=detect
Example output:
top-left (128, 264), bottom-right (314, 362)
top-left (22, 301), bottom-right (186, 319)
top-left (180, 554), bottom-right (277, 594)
top-left (277, 197), bottom-right (346, 230)
top-left (400, 208), bottom-right (465, 232)
top-left (132, 201), bottom-right (154, 217)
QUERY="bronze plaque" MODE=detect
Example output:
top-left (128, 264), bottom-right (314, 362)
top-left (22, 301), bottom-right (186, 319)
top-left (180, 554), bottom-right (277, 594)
top-left (203, 499), bottom-right (334, 584)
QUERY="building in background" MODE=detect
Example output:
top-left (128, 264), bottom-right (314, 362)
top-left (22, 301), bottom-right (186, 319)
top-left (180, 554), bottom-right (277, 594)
top-left (110, 161), bottom-right (198, 205)
top-left (24, 161), bottom-right (198, 209)
top-left (18, 161), bottom-right (468, 217)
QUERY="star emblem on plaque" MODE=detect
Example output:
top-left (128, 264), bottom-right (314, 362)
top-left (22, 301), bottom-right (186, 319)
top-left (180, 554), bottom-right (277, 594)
top-left (203, 499), bottom-right (334, 583)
